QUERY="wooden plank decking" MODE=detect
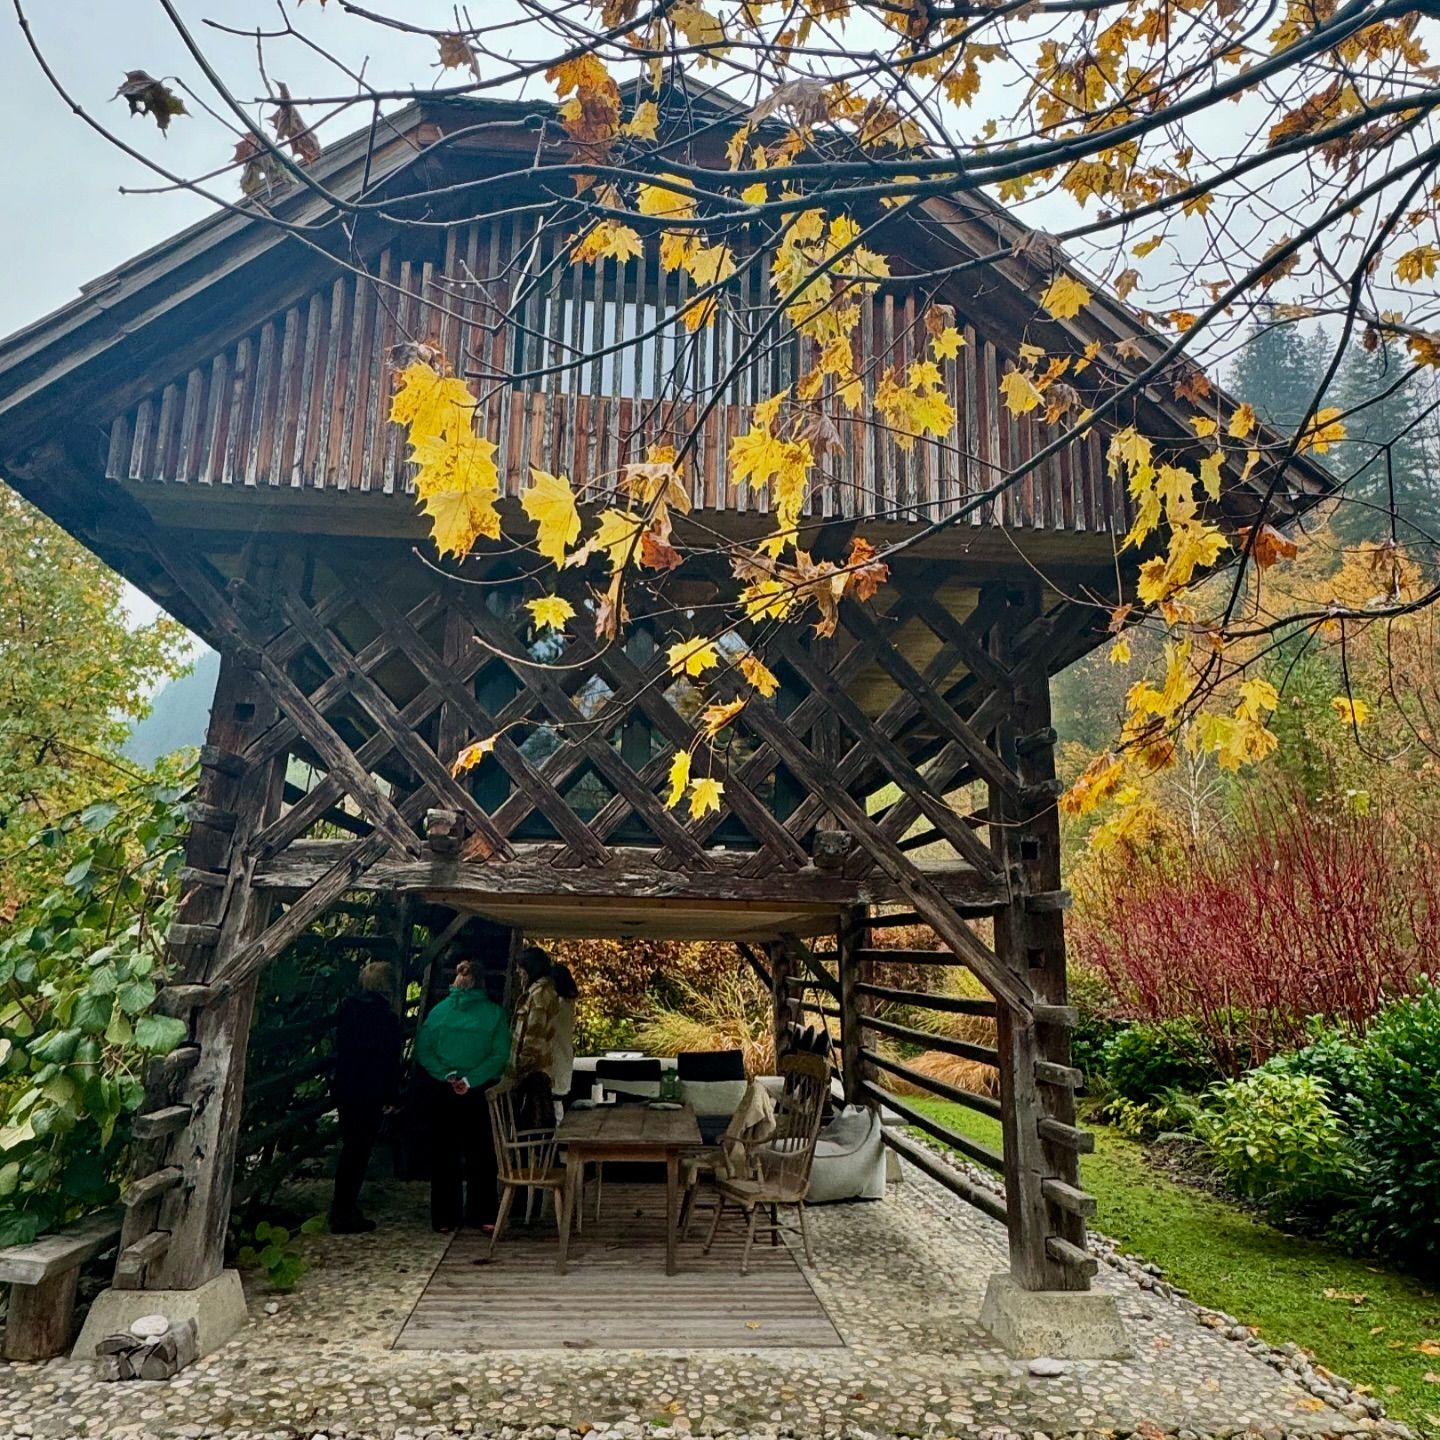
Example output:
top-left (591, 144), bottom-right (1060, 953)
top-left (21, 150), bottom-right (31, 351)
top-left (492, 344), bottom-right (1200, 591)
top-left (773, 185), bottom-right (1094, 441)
top-left (394, 1185), bottom-right (844, 1351)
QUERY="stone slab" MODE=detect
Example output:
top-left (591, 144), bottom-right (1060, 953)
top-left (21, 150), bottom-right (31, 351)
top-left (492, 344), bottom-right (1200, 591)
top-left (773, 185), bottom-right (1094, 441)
top-left (72, 1270), bottom-right (248, 1362)
top-left (978, 1270), bottom-right (1131, 1359)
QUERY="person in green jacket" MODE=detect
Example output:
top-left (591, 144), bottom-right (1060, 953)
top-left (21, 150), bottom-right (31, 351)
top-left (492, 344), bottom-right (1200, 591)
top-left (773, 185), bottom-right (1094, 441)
top-left (415, 958), bottom-right (510, 1232)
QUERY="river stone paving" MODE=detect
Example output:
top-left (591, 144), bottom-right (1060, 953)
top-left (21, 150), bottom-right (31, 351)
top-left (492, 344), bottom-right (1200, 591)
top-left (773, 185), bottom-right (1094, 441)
top-left (0, 1163), bottom-right (1409, 1440)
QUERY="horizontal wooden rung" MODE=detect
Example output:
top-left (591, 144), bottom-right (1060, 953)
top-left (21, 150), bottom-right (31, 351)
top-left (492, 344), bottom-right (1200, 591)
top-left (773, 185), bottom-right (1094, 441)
top-left (860, 1080), bottom-right (1005, 1176)
top-left (861, 1013), bottom-right (999, 1067)
top-left (198, 744), bottom-right (247, 779)
top-left (855, 948), bottom-right (964, 966)
top-left (151, 984), bottom-right (212, 1016)
top-left (1045, 1235), bottom-right (1099, 1277)
top-left (1023, 890), bottom-right (1072, 914)
top-left (1037, 1117), bottom-right (1094, 1153)
top-left (167, 923), bottom-right (220, 949)
top-left (880, 1127), bottom-right (1009, 1226)
top-left (856, 983), bottom-right (997, 1017)
top-left (1034, 1059), bottom-right (1084, 1088)
top-left (1033, 1004), bottom-right (1078, 1028)
top-left (1041, 1178), bottom-right (1097, 1218)
top-left (115, 1229), bottom-right (171, 1281)
top-left (186, 802), bottom-right (238, 832)
top-left (865, 912), bottom-right (924, 929)
top-left (122, 1166), bottom-right (183, 1210)
top-left (177, 867), bottom-right (226, 890)
top-left (1015, 726), bottom-right (1058, 756)
top-left (148, 1044), bottom-right (200, 1080)
top-left (861, 1049), bottom-right (1002, 1121)
top-left (131, 1105), bottom-right (193, 1141)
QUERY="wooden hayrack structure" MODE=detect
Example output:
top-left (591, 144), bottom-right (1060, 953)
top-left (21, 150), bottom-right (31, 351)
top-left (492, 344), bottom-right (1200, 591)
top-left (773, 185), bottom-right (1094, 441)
top-left (0, 90), bottom-right (1330, 1336)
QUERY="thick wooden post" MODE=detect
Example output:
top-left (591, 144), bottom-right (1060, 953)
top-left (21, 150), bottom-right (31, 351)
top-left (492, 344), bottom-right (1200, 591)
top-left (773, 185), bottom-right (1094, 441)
top-left (989, 583), bottom-right (1091, 1293)
top-left (127, 649), bottom-right (287, 1292)
top-left (837, 905), bottom-right (872, 1106)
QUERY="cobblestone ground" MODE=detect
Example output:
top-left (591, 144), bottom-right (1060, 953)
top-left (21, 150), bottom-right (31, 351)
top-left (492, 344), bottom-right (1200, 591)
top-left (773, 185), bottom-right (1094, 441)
top-left (0, 1166), bottom-right (1406, 1440)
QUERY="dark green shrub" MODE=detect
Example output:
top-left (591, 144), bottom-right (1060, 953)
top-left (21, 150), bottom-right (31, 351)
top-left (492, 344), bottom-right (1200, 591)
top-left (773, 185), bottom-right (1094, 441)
top-left (1194, 1071), bottom-right (1358, 1219)
top-left (1067, 967), bottom-right (1123, 1089)
top-left (1348, 980), bottom-right (1440, 1272)
top-left (1101, 1019), bottom-right (1215, 1102)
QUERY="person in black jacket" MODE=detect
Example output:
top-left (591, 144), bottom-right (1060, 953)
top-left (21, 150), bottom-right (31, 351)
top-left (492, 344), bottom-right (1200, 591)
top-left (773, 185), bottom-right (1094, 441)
top-left (329, 960), bottom-right (403, 1234)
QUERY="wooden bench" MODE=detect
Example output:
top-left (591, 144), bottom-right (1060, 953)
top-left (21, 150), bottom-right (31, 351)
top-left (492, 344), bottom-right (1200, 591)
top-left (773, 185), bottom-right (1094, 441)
top-left (0, 1210), bottom-right (122, 1361)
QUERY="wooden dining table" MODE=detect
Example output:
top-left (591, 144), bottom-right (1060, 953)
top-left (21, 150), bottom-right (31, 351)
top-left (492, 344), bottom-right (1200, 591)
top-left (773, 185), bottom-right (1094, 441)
top-left (555, 1103), bottom-right (702, 1276)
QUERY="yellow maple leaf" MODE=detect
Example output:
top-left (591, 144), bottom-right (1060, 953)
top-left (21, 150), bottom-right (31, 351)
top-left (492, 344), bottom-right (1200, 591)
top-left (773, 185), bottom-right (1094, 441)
top-left (1395, 244), bottom-right (1440, 285)
top-left (621, 100), bottom-right (659, 141)
top-left (687, 775), bottom-right (725, 819)
top-left (410, 425), bottom-right (501, 560)
top-left (1108, 637), bottom-right (1132, 665)
top-left (999, 368), bottom-right (1043, 416)
top-left (1331, 695), bottom-right (1370, 727)
top-left (1039, 275), bottom-right (1091, 320)
top-left (637, 174), bottom-right (696, 220)
top-left (452, 735), bottom-right (496, 777)
top-left (1228, 402), bottom-right (1257, 439)
top-left (1191, 415), bottom-right (1218, 438)
top-left (740, 653), bottom-right (779, 697)
top-left (1133, 235), bottom-right (1165, 258)
top-left (700, 699), bottom-right (746, 737)
top-left (391, 362), bottom-right (477, 441)
top-left (525, 595), bottom-right (576, 633)
top-left (572, 507), bottom-right (644, 571)
top-left (665, 749), bottom-right (691, 809)
top-left (521, 468), bottom-right (582, 566)
top-left (1298, 407), bottom-right (1346, 454)
top-left (573, 221), bottom-right (644, 266)
top-left (931, 326), bottom-right (966, 360)
top-left (667, 638), bottom-right (720, 678)
top-left (1236, 676), bottom-right (1280, 723)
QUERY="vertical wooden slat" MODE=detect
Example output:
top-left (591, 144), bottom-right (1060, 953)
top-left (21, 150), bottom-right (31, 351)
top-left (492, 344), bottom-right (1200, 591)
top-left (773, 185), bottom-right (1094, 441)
top-left (199, 354), bottom-right (228, 485)
top-left (106, 414), bottom-right (130, 482)
top-left (129, 399), bottom-right (154, 481)
top-left (315, 277), bottom-right (349, 488)
top-left (289, 292), bottom-right (326, 488)
top-left (244, 321), bottom-right (276, 487)
top-left (155, 383), bottom-right (180, 483)
top-left (336, 270), bottom-right (371, 493)
top-left (221, 337), bottom-right (251, 486)
top-left (269, 306), bottom-right (302, 487)
top-left (382, 260), bottom-right (414, 494)
top-left (360, 249), bottom-right (394, 494)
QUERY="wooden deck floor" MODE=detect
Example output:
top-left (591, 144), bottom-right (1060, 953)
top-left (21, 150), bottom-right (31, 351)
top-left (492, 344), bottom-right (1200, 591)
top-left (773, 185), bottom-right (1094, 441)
top-left (394, 1185), bottom-right (845, 1351)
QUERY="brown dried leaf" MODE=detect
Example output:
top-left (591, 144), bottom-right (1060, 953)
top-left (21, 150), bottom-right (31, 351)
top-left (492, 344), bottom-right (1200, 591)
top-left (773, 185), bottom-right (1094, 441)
top-left (436, 33), bottom-right (482, 81)
top-left (114, 71), bottom-right (188, 134)
top-left (270, 82), bottom-right (321, 166)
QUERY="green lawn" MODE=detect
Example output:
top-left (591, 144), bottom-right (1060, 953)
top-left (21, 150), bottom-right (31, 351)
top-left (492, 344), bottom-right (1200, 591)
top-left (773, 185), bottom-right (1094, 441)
top-left (909, 1098), bottom-right (1440, 1437)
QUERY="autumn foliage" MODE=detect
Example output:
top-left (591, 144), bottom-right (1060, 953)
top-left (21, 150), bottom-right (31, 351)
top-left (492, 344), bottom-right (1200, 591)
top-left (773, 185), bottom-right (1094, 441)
top-left (1071, 791), bottom-right (1440, 1073)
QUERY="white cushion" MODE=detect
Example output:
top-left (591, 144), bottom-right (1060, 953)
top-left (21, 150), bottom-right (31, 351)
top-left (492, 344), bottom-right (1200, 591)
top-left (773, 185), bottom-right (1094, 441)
top-left (679, 1078), bottom-right (748, 1116)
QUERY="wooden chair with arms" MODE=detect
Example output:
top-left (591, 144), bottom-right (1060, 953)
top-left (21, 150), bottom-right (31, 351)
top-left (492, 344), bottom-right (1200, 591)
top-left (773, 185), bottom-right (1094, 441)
top-left (701, 1052), bottom-right (830, 1275)
top-left (487, 1079), bottom-right (570, 1263)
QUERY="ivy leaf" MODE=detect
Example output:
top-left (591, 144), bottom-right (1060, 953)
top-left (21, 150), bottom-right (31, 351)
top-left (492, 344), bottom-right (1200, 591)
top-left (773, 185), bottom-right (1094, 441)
top-left (72, 990), bottom-right (114, 1035)
top-left (134, 1015), bottom-right (187, 1055)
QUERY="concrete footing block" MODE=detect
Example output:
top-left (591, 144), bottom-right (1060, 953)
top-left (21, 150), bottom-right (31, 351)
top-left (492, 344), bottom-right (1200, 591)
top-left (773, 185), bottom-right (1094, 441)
top-left (74, 1271), bottom-right (248, 1362)
top-left (978, 1272), bottom-right (1131, 1359)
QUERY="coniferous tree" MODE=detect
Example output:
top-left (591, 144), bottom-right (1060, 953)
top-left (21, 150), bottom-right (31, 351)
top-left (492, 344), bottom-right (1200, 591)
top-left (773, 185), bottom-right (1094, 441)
top-left (1329, 340), bottom-right (1440, 547)
top-left (1227, 312), bottom-right (1330, 437)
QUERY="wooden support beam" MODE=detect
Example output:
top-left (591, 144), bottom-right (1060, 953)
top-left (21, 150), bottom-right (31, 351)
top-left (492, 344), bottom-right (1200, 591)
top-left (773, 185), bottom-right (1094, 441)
top-left (166, 923), bottom-right (220, 949)
top-left (1037, 1117), bottom-right (1095, 1153)
top-left (1045, 1235), bottom-right (1099, 1278)
top-left (114, 1230), bottom-right (172, 1288)
top-left (1034, 1060), bottom-right (1084, 1089)
top-left (837, 905), bottom-right (871, 1106)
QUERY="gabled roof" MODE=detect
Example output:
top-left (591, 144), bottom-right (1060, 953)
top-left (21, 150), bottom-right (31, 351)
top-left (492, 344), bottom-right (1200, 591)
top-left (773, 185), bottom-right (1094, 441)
top-left (0, 89), bottom-right (1333, 657)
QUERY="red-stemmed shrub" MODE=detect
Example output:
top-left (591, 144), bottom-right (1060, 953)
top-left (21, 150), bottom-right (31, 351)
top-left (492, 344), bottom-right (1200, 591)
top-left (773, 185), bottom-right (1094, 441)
top-left (1071, 791), bottom-right (1439, 1073)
